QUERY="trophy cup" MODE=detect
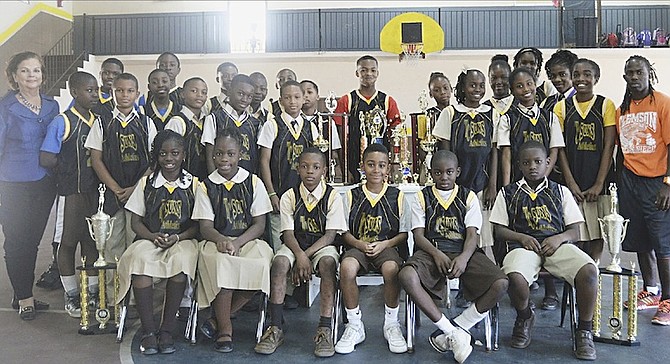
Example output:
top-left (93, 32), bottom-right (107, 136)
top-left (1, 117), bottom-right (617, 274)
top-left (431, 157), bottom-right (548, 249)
top-left (324, 92), bottom-right (338, 183)
top-left (418, 90), bottom-right (436, 185)
top-left (86, 184), bottom-right (116, 268)
top-left (358, 105), bottom-right (387, 182)
top-left (598, 183), bottom-right (629, 273)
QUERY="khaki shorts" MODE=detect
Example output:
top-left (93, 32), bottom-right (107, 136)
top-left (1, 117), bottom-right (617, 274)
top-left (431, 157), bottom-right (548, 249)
top-left (578, 195), bottom-right (610, 241)
top-left (274, 244), bottom-right (340, 272)
top-left (502, 244), bottom-right (596, 287)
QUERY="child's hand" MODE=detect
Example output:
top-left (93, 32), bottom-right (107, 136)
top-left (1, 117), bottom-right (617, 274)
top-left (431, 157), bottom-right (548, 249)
top-left (431, 251), bottom-right (452, 276)
top-left (566, 182), bottom-right (584, 203)
top-left (519, 235), bottom-right (541, 254)
top-left (448, 255), bottom-right (468, 279)
top-left (293, 252), bottom-right (312, 286)
top-left (656, 184), bottom-right (670, 211)
top-left (365, 240), bottom-right (388, 258)
top-left (116, 187), bottom-right (134, 203)
top-left (540, 236), bottom-right (562, 256)
top-left (483, 186), bottom-right (497, 210)
top-left (583, 182), bottom-right (604, 203)
top-left (270, 195), bottom-right (280, 213)
top-left (216, 238), bottom-right (235, 255)
top-left (152, 233), bottom-right (169, 248)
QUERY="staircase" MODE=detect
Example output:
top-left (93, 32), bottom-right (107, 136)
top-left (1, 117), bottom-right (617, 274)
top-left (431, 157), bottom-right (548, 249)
top-left (42, 28), bottom-right (87, 97)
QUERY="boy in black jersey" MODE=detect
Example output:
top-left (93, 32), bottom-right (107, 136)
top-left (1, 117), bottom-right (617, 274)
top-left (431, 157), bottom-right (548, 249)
top-left (92, 58), bottom-right (124, 117)
top-left (40, 71), bottom-right (101, 318)
top-left (206, 62), bottom-right (238, 115)
top-left (255, 148), bottom-right (347, 358)
top-left (250, 72), bottom-right (269, 123)
top-left (143, 69), bottom-right (177, 132)
top-left (490, 141), bottom-right (598, 360)
top-left (336, 144), bottom-right (408, 355)
top-left (399, 150), bottom-right (508, 364)
top-left (268, 68), bottom-right (297, 118)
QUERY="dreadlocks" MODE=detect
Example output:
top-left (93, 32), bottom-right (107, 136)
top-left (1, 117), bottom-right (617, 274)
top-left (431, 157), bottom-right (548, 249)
top-left (620, 55), bottom-right (658, 115)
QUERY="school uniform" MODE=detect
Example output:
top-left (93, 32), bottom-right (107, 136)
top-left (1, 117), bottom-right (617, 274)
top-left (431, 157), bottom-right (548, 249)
top-left (85, 107), bottom-right (157, 262)
top-left (201, 102), bottom-right (262, 174)
top-left (497, 102), bottom-right (565, 182)
top-left (535, 80), bottom-right (557, 106)
top-left (268, 98), bottom-right (282, 119)
top-left (251, 103), bottom-right (269, 124)
top-left (554, 95), bottom-right (616, 241)
top-left (115, 171), bottom-right (199, 303)
top-left (405, 185), bottom-right (505, 301)
top-left (40, 107), bottom-right (99, 253)
top-left (489, 177), bottom-right (594, 286)
top-left (540, 87), bottom-right (576, 115)
top-left (193, 168), bottom-right (274, 308)
top-left (343, 183), bottom-right (408, 272)
top-left (142, 99), bottom-right (178, 132)
top-left (138, 86), bottom-right (183, 109)
top-left (205, 92), bottom-right (226, 116)
top-left (165, 106), bottom-right (208, 180)
top-left (92, 89), bottom-right (115, 118)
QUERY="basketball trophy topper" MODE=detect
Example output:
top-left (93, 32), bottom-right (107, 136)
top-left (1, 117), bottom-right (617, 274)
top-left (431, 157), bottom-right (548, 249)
top-left (598, 183), bottom-right (629, 273)
top-left (86, 184), bottom-right (116, 268)
top-left (418, 90), bottom-right (436, 185)
top-left (358, 105), bottom-right (387, 181)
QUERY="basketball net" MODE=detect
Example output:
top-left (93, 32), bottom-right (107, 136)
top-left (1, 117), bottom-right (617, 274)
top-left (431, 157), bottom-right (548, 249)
top-left (400, 43), bottom-right (425, 66)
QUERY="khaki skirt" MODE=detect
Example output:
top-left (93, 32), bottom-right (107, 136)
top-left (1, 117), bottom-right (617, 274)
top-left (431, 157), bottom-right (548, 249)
top-left (196, 238), bottom-right (274, 308)
top-left (115, 238), bottom-right (199, 304)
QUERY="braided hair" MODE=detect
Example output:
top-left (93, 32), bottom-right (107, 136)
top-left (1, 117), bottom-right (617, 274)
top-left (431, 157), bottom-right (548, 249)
top-left (544, 49), bottom-right (579, 78)
top-left (513, 47), bottom-right (544, 77)
top-left (455, 69), bottom-right (485, 105)
top-left (215, 126), bottom-right (244, 151)
top-left (150, 129), bottom-right (186, 180)
top-left (620, 55), bottom-right (658, 115)
top-left (428, 72), bottom-right (451, 89)
top-left (489, 54), bottom-right (511, 73)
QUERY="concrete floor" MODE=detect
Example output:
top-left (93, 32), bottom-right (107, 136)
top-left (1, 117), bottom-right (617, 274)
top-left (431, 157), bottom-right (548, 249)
top-left (1, 209), bottom-right (666, 364)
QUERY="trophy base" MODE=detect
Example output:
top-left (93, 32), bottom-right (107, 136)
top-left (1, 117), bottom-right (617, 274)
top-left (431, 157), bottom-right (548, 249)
top-left (593, 335), bottom-right (640, 346)
top-left (605, 263), bottom-right (623, 273)
top-left (78, 323), bottom-right (118, 336)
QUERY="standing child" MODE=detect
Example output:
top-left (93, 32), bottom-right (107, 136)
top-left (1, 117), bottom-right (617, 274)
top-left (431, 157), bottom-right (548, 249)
top-left (40, 71), bottom-right (101, 318)
top-left (428, 72), bottom-right (452, 116)
top-left (194, 128), bottom-right (274, 353)
top-left (540, 50), bottom-right (579, 113)
top-left (398, 150), bottom-right (508, 364)
top-left (254, 148), bottom-right (347, 358)
top-left (513, 47), bottom-right (556, 105)
top-left (92, 58), bottom-right (124, 117)
top-left (498, 67), bottom-right (565, 186)
top-left (250, 72), bottom-right (269, 123)
top-left (268, 68), bottom-right (297, 118)
top-left (85, 72), bottom-right (157, 264)
top-left (484, 54), bottom-right (514, 117)
top-left (165, 77), bottom-right (209, 180)
top-left (335, 144), bottom-right (408, 355)
top-left (139, 52), bottom-right (183, 107)
top-left (616, 55), bottom-right (670, 324)
top-left (334, 55), bottom-right (402, 183)
top-left (258, 80), bottom-right (320, 251)
top-left (201, 74), bottom-right (261, 175)
top-left (490, 140), bottom-right (598, 360)
top-left (206, 62), bottom-right (238, 115)
top-left (143, 69), bottom-right (178, 132)
top-left (116, 130), bottom-right (199, 355)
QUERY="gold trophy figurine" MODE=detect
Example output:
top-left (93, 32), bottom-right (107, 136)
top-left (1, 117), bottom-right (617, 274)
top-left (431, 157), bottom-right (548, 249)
top-left (324, 91), bottom-right (339, 184)
top-left (313, 115), bottom-right (330, 153)
top-left (598, 183), bottom-right (629, 273)
top-left (418, 90), bottom-right (436, 185)
top-left (86, 184), bottom-right (116, 268)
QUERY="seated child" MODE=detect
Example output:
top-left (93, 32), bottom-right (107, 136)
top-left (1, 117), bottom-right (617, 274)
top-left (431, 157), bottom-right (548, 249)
top-left (254, 148), bottom-right (347, 358)
top-left (489, 140), bottom-right (598, 361)
top-left (115, 130), bottom-right (199, 355)
top-left (193, 127), bottom-right (274, 353)
top-left (398, 150), bottom-right (508, 364)
top-left (336, 144), bottom-right (408, 355)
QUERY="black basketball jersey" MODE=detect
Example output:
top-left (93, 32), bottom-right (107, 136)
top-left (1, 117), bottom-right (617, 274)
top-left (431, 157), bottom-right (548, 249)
top-left (270, 115), bottom-right (314, 196)
top-left (143, 100), bottom-right (178, 132)
top-left (535, 82), bottom-right (549, 106)
top-left (484, 95), bottom-right (514, 116)
top-left (55, 108), bottom-right (99, 196)
top-left (142, 172), bottom-right (197, 235)
top-left (347, 184), bottom-right (401, 243)
top-left (204, 173), bottom-right (254, 237)
top-left (506, 103), bottom-right (553, 181)
top-left (563, 95), bottom-right (610, 191)
top-left (92, 89), bottom-right (114, 118)
top-left (269, 99), bottom-right (282, 119)
top-left (292, 183), bottom-right (334, 250)
top-left (346, 90), bottom-right (392, 182)
top-left (170, 111), bottom-right (207, 181)
top-left (212, 106), bottom-right (261, 174)
top-left (423, 185), bottom-right (473, 253)
top-left (541, 89), bottom-right (575, 115)
top-left (101, 110), bottom-right (152, 215)
top-left (503, 179), bottom-right (565, 249)
top-left (449, 105), bottom-right (495, 193)
top-left (209, 95), bottom-right (225, 115)
top-left (145, 87), bottom-right (183, 110)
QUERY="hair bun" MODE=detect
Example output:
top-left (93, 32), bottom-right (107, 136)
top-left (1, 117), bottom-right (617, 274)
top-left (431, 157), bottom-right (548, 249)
top-left (491, 54), bottom-right (509, 62)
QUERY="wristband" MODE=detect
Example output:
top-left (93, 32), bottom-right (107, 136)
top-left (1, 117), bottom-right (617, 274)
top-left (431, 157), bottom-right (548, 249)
top-left (663, 176), bottom-right (670, 186)
top-left (173, 234), bottom-right (180, 243)
top-left (268, 192), bottom-right (277, 197)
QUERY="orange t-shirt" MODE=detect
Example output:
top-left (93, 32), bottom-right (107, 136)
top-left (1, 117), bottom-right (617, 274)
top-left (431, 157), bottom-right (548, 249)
top-left (616, 91), bottom-right (670, 177)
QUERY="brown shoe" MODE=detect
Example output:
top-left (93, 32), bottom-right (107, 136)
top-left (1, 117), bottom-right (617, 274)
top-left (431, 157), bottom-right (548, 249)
top-left (574, 330), bottom-right (597, 360)
top-left (314, 326), bottom-right (335, 357)
top-left (254, 326), bottom-right (284, 355)
top-left (510, 310), bottom-right (535, 349)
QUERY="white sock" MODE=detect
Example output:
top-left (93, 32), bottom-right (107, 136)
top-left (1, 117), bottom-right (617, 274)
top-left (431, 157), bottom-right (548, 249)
top-left (88, 276), bottom-right (99, 293)
top-left (61, 275), bottom-right (79, 296)
top-left (454, 304), bottom-right (488, 330)
top-left (647, 286), bottom-right (660, 295)
top-left (384, 305), bottom-right (399, 326)
top-left (346, 306), bottom-right (362, 325)
top-left (435, 314), bottom-right (456, 334)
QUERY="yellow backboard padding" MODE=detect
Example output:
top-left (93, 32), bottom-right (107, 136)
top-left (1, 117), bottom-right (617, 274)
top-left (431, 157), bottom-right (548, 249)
top-left (380, 12), bottom-right (444, 54)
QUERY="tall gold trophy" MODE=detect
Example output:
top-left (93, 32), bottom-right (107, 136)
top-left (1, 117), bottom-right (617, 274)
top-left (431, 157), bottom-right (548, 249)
top-left (593, 183), bottom-right (640, 346)
top-left (358, 105), bottom-right (386, 182)
top-left (418, 90), bottom-right (436, 186)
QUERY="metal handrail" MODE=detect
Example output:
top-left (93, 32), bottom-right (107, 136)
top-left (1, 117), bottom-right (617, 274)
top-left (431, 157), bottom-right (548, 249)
top-left (44, 27), bottom-right (74, 57)
top-left (44, 50), bottom-right (87, 96)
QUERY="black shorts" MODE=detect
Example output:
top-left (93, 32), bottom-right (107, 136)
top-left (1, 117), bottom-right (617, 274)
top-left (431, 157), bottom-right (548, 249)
top-left (403, 249), bottom-right (507, 301)
top-left (61, 192), bottom-right (98, 249)
top-left (619, 168), bottom-right (670, 257)
top-left (342, 247), bottom-right (403, 274)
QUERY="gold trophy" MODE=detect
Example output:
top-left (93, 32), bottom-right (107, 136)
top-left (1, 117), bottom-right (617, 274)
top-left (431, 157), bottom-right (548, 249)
top-left (418, 90), bottom-right (436, 185)
top-left (594, 261), bottom-right (640, 346)
top-left (358, 105), bottom-right (387, 182)
top-left (324, 92), bottom-right (338, 183)
top-left (86, 184), bottom-right (116, 268)
top-left (598, 183), bottom-right (629, 273)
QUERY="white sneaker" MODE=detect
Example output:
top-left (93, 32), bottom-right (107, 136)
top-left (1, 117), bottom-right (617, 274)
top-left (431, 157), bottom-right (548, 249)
top-left (429, 329), bottom-right (450, 352)
top-left (448, 327), bottom-right (472, 363)
top-left (334, 322), bottom-right (365, 354)
top-left (383, 322), bottom-right (408, 353)
top-left (64, 292), bottom-right (81, 318)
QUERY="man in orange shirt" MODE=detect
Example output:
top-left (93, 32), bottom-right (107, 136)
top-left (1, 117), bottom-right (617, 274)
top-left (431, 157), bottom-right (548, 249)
top-left (334, 55), bottom-right (401, 183)
top-left (616, 55), bottom-right (670, 326)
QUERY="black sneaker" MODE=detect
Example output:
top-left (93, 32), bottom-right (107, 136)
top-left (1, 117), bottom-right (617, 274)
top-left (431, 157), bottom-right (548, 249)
top-left (35, 263), bottom-right (61, 290)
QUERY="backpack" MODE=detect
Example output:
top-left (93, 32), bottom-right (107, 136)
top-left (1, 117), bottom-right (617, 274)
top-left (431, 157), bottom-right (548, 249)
top-left (638, 29), bottom-right (652, 47)
top-left (653, 28), bottom-right (667, 46)
top-left (622, 27), bottom-right (637, 47)
top-left (606, 32), bottom-right (619, 47)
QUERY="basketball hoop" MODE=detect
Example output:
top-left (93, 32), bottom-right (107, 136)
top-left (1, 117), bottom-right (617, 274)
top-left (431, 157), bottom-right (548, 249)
top-left (399, 43), bottom-right (425, 66)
